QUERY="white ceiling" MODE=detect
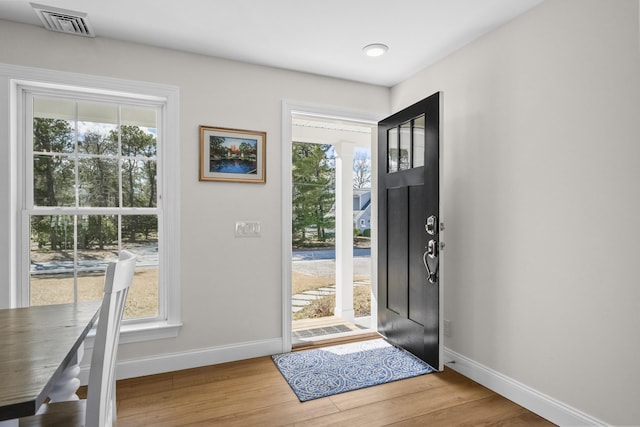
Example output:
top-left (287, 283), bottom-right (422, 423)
top-left (0, 0), bottom-right (542, 87)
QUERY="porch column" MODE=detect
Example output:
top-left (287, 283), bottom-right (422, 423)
top-left (334, 141), bottom-right (354, 323)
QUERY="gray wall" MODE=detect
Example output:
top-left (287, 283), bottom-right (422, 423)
top-left (391, 0), bottom-right (640, 424)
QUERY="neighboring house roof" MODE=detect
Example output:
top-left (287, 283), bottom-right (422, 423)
top-left (353, 189), bottom-right (371, 229)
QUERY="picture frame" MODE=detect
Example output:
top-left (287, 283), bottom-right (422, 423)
top-left (199, 126), bottom-right (266, 183)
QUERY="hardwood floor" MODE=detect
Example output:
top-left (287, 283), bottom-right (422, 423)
top-left (110, 348), bottom-right (556, 426)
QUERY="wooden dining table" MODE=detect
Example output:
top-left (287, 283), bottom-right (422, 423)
top-left (0, 302), bottom-right (101, 423)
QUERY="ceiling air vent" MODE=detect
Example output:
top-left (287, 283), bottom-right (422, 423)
top-left (30, 3), bottom-right (95, 37)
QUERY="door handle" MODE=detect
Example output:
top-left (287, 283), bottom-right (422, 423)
top-left (423, 239), bottom-right (438, 284)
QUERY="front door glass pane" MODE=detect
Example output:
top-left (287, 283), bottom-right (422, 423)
top-left (413, 115), bottom-right (425, 168)
top-left (388, 127), bottom-right (398, 173)
top-left (399, 122), bottom-right (411, 170)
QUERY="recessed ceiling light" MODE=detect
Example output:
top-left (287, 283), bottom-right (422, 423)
top-left (363, 43), bottom-right (388, 57)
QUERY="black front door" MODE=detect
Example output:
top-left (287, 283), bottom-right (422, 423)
top-left (378, 92), bottom-right (442, 369)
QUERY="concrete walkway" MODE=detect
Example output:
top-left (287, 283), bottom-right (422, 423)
top-left (291, 280), bottom-right (370, 313)
top-left (291, 251), bottom-right (372, 313)
top-left (292, 285), bottom-right (336, 313)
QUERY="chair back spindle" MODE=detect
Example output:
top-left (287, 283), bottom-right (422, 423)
top-left (85, 250), bottom-right (136, 427)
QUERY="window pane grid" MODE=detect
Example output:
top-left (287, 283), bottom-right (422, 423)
top-left (28, 95), bottom-right (160, 320)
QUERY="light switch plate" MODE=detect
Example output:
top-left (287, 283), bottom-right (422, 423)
top-left (235, 221), bottom-right (261, 237)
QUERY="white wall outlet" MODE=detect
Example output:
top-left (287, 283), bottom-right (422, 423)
top-left (235, 221), bottom-right (262, 237)
top-left (443, 319), bottom-right (452, 337)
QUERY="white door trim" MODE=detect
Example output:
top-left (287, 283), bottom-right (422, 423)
top-left (280, 100), bottom-right (383, 352)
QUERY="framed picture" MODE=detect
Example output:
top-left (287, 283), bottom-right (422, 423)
top-left (199, 126), bottom-right (266, 183)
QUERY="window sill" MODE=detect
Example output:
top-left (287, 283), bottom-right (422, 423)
top-left (84, 320), bottom-right (182, 349)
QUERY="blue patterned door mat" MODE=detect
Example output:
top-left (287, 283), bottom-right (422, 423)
top-left (272, 338), bottom-right (434, 401)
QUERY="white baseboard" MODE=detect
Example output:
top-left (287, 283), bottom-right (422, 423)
top-left (444, 348), bottom-right (607, 427)
top-left (79, 338), bottom-right (283, 384)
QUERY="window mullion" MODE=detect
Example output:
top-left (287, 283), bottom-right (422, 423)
top-left (118, 105), bottom-right (123, 253)
top-left (74, 101), bottom-right (79, 208)
top-left (73, 215), bottom-right (78, 303)
top-left (118, 105), bottom-right (123, 210)
top-left (31, 207), bottom-right (158, 215)
top-left (73, 100), bottom-right (79, 303)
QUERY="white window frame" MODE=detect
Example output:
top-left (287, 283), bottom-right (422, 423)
top-left (0, 63), bottom-right (181, 343)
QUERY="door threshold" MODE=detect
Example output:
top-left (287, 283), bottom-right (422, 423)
top-left (292, 330), bottom-right (381, 351)
top-left (292, 315), bottom-right (375, 348)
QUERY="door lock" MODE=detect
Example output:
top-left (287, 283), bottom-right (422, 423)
top-left (426, 239), bottom-right (438, 258)
top-left (425, 215), bottom-right (438, 235)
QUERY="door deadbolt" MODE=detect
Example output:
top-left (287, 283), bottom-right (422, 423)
top-left (425, 215), bottom-right (437, 235)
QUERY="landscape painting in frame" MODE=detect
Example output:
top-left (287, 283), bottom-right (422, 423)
top-left (199, 126), bottom-right (266, 183)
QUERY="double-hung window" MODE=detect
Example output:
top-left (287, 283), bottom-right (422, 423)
top-left (27, 94), bottom-right (160, 319)
top-left (7, 67), bottom-right (181, 340)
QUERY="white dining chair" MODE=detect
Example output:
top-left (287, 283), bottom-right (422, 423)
top-left (19, 250), bottom-right (137, 427)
